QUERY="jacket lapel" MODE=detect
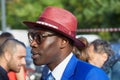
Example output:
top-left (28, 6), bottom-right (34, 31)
top-left (61, 55), bottom-right (78, 80)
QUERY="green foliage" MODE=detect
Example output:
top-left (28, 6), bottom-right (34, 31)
top-left (62, 0), bottom-right (120, 41)
top-left (99, 32), bottom-right (111, 40)
top-left (0, 0), bottom-right (120, 41)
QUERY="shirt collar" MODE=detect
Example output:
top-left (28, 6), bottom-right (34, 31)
top-left (51, 53), bottom-right (73, 80)
top-left (0, 66), bottom-right (7, 74)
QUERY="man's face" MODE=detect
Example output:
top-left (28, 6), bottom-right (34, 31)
top-left (8, 45), bottom-right (26, 72)
top-left (28, 29), bottom-right (62, 66)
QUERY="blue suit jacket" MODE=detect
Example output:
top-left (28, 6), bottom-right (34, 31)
top-left (61, 55), bottom-right (109, 80)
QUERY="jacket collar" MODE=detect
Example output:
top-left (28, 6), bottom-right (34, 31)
top-left (61, 55), bottom-right (78, 80)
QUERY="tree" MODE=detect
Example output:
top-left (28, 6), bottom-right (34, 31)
top-left (0, 0), bottom-right (120, 41)
top-left (61, 0), bottom-right (120, 41)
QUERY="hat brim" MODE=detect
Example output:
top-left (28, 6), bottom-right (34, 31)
top-left (23, 21), bottom-right (85, 48)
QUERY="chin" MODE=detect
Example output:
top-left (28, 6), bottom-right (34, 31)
top-left (15, 68), bottom-right (21, 73)
top-left (33, 61), bottom-right (43, 66)
top-left (14, 69), bottom-right (20, 73)
top-left (33, 62), bottom-right (40, 65)
top-left (11, 70), bottom-right (19, 73)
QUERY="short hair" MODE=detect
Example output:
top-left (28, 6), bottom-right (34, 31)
top-left (90, 39), bottom-right (114, 57)
top-left (0, 32), bottom-right (14, 46)
top-left (0, 32), bottom-right (14, 38)
top-left (0, 38), bottom-right (26, 56)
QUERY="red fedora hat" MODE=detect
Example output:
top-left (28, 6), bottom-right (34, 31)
top-left (23, 6), bottom-right (85, 48)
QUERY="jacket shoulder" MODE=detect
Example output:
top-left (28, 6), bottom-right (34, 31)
top-left (74, 60), bottom-right (109, 80)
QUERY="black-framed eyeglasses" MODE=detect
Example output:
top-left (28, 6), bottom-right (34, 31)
top-left (28, 32), bottom-right (55, 44)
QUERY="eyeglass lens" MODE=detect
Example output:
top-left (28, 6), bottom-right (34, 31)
top-left (28, 32), bottom-right (55, 44)
top-left (28, 32), bottom-right (42, 44)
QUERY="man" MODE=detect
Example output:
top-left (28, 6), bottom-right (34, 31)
top-left (23, 6), bottom-right (109, 80)
top-left (87, 39), bottom-right (114, 68)
top-left (0, 38), bottom-right (26, 80)
top-left (0, 32), bottom-right (27, 80)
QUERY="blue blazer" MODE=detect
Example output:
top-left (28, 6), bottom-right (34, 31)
top-left (61, 55), bottom-right (109, 80)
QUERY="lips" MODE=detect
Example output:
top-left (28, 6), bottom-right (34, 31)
top-left (31, 49), bottom-right (42, 60)
top-left (32, 54), bottom-right (40, 59)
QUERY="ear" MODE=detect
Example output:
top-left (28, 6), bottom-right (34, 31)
top-left (60, 37), bottom-right (69, 49)
top-left (102, 53), bottom-right (108, 62)
top-left (4, 51), bottom-right (12, 62)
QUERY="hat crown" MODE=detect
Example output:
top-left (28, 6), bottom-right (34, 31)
top-left (38, 6), bottom-right (77, 37)
top-left (23, 6), bottom-right (85, 47)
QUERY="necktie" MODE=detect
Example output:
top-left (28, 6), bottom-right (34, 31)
top-left (46, 72), bottom-right (55, 80)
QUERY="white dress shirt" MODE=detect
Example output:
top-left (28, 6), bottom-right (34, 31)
top-left (51, 53), bottom-right (73, 80)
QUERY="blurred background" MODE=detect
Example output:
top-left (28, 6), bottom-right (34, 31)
top-left (0, 0), bottom-right (120, 41)
top-left (0, 0), bottom-right (120, 80)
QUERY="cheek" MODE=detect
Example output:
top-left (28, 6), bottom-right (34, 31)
top-left (30, 35), bottom-right (62, 65)
top-left (37, 37), bottom-right (60, 64)
top-left (41, 37), bottom-right (60, 53)
top-left (12, 56), bottom-right (21, 65)
top-left (8, 57), bottom-right (19, 70)
top-left (45, 37), bottom-right (57, 46)
top-left (11, 57), bottom-right (19, 64)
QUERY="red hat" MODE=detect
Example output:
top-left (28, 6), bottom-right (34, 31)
top-left (23, 6), bottom-right (85, 48)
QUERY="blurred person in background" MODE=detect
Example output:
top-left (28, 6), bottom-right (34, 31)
top-left (0, 38), bottom-right (26, 80)
top-left (102, 43), bottom-right (120, 80)
top-left (87, 39), bottom-right (114, 68)
top-left (23, 6), bottom-right (109, 80)
top-left (73, 37), bottom-right (89, 62)
top-left (73, 37), bottom-right (116, 80)
top-left (0, 32), bottom-right (27, 80)
top-left (110, 59), bottom-right (120, 80)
